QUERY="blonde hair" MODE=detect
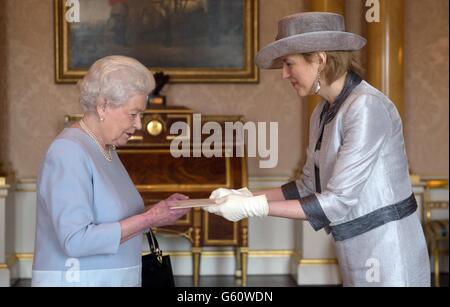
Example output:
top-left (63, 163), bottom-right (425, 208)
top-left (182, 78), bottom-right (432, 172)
top-left (303, 51), bottom-right (364, 84)
top-left (78, 55), bottom-right (155, 112)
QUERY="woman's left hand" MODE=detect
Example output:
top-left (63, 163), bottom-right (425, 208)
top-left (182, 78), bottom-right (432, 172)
top-left (166, 193), bottom-right (190, 202)
top-left (143, 193), bottom-right (190, 227)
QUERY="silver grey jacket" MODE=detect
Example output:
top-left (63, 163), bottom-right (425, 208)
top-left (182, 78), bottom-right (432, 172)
top-left (283, 79), bottom-right (416, 241)
top-left (282, 76), bottom-right (430, 286)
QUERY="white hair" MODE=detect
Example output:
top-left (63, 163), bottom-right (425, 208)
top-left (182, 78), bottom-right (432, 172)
top-left (78, 55), bottom-right (155, 112)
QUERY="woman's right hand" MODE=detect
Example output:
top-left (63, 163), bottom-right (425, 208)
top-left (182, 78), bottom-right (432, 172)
top-left (209, 187), bottom-right (253, 199)
top-left (143, 194), bottom-right (190, 228)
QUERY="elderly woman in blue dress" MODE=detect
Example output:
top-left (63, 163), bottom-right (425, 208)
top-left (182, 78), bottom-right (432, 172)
top-left (32, 55), bottom-right (190, 287)
top-left (205, 13), bottom-right (430, 286)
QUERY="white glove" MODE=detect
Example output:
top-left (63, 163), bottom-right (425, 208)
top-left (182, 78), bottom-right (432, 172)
top-left (209, 187), bottom-right (253, 199)
top-left (204, 194), bottom-right (269, 222)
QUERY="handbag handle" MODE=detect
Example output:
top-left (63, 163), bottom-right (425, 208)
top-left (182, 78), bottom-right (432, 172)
top-left (146, 229), bottom-right (160, 251)
top-left (145, 229), bottom-right (163, 263)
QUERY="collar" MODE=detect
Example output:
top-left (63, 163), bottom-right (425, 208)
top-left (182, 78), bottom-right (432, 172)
top-left (319, 71), bottom-right (362, 125)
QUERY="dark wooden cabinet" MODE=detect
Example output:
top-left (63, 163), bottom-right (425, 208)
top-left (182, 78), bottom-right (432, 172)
top-left (65, 107), bottom-right (249, 286)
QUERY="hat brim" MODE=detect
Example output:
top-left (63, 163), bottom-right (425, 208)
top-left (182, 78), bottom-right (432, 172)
top-left (255, 31), bottom-right (367, 69)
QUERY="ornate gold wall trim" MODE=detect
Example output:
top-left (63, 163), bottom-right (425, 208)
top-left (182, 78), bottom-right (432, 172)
top-left (163, 250), bottom-right (296, 258)
top-left (292, 251), bottom-right (338, 265)
top-left (15, 253), bottom-right (33, 261)
top-left (0, 254), bottom-right (19, 269)
top-left (299, 259), bottom-right (338, 265)
top-left (14, 250), bottom-right (297, 259)
top-left (7, 255), bottom-right (18, 267)
top-left (248, 250), bottom-right (294, 257)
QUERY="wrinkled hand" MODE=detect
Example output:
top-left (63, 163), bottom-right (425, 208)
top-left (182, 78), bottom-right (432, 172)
top-left (166, 193), bottom-right (190, 202)
top-left (204, 194), bottom-right (269, 222)
top-left (209, 187), bottom-right (253, 200)
top-left (144, 193), bottom-right (190, 227)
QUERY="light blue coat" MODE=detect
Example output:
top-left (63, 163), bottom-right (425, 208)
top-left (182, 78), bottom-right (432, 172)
top-left (32, 128), bottom-right (144, 287)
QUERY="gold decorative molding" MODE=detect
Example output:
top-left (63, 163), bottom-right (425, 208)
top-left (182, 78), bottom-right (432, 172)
top-left (128, 136), bottom-right (144, 142)
top-left (292, 251), bottom-right (338, 265)
top-left (239, 247), bottom-right (249, 254)
top-left (241, 227), bottom-right (248, 247)
top-left (421, 176), bottom-right (450, 181)
top-left (0, 177), bottom-right (6, 186)
top-left (144, 109), bottom-right (193, 115)
top-left (202, 115), bottom-right (245, 123)
top-left (0, 254), bottom-right (31, 269)
top-left (15, 253), bottom-right (34, 260)
top-left (152, 227), bottom-right (193, 243)
top-left (17, 250), bottom-right (297, 259)
top-left (6, 255), bottom-right (18, 268)
top-left (54, 0), bottom-right (259, 83)
top-left (247, 250), bottom-right (294, 257)
top-left (425, 179), bottom-right (449, 189)
top-left (163, 250), bottom-right (295, 258)
top-left (299, 258), bottom-right (338, 265)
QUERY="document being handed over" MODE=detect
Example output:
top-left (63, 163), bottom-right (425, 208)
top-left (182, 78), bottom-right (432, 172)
top-left (169, 199), bottom-right (216, 209)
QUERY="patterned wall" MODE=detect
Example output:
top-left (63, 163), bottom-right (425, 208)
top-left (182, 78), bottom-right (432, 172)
top-left (0, 0), bottom-right (448, 179)
top-left (404, 0), bottom-right (449, 177)
top-left (2, 0), bottom-right (81, 178)
top-left (0, 0), bottom-right (7, 174)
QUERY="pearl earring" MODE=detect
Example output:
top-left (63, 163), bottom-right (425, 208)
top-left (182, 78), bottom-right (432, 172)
top-left (100, 117), bottom-right (105, 122)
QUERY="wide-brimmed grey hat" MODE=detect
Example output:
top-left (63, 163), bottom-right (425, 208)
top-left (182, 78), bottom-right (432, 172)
top-left (255, 12), bottom-right (367, 69)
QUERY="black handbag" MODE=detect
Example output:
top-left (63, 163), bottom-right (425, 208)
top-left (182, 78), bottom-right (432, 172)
top-left (141, 229), bottom-right (175, 287)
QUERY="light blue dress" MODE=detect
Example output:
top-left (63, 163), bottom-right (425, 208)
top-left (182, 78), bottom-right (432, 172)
top-left (32, 128), bottom-right (144, 287)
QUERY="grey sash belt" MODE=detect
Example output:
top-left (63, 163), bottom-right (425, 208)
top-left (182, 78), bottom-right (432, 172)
top-left (329, 194), bottom-right (418, 241)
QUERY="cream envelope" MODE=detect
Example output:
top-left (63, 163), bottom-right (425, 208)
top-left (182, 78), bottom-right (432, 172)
top-left (169, 199), bottom-right (216, 209)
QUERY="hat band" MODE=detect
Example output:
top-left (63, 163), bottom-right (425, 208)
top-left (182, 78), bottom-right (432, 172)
top-left (276, 22), bottom-right (345, 40)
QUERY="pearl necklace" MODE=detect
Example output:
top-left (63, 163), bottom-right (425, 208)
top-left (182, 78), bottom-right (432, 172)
top-left (79, 119), bottom-right (114, 162)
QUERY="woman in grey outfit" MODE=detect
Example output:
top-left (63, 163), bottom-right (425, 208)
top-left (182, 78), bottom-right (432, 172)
top-left (204, 12), bottom-right (430, 287)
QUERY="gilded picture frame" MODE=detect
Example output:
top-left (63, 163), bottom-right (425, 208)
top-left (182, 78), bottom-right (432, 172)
top-left (54, 0), bottom-right (259, 83)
